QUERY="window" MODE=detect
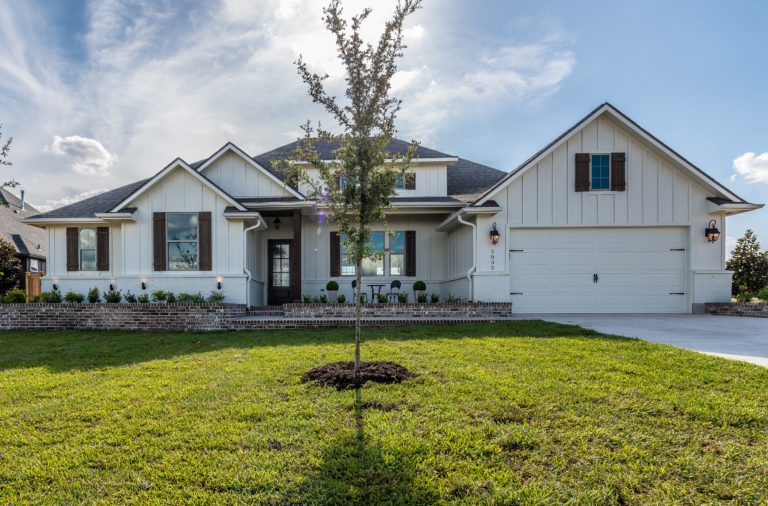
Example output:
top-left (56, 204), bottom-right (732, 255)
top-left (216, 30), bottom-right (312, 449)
top-left (395, 175), bottom-right (406, 189)
top-left (339, 175), bottom-right (348, 188)
top-left (30, 258), bottom-right (39, 273)
top-left (390, 232), bottom-right (404, 275)
top-left (79, 228), bottom-right (97, 270)
top-left (341, 232), bottom-right (384, 276)
top-left (591, 154), bottom-right (610, 190)
top-left (167, 213), bottom-right (199, 270)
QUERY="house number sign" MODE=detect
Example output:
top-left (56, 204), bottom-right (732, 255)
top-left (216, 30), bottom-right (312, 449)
top-left (490, 249), bottom-right (495, 270)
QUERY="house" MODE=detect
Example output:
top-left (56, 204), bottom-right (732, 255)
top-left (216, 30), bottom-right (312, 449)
top-left (23, 103), bottom-right (763, 313)
top-left (1, 188), bottom-right (47, 284)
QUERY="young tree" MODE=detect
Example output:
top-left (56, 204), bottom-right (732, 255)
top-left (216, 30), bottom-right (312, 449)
top-left (277, 0), bottom-right (422, 377)
top-left (726, 229), bottom-right (768, 295)
top-left (0, 125), bottom-right (20, 201)
top-left (0, 238), bottom-right (24, 294)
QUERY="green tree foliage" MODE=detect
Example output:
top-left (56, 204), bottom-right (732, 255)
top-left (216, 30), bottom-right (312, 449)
top-left (0, 238), bottom-right (23, 294)
top-left (277, 0), bottom-right (422, 376)
top-left (0, 125), bottom-right (20, 198)
top-left (726, 229), bottom-right (768, 295)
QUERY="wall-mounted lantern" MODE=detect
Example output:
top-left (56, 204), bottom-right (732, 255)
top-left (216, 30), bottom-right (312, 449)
top-left (490, 222), bottom-right (500, 245)
top-left (274, 217), bottom-right (281, 230)
top-left (217, 281), bottom-right (222, 290)
top-left (705, 220), bottom-right (720, 243)
top-left (109, 284), bottom-right (114, 291)
top-left (53, 284), bottom-right (58, 291)
top-left (141, 282), bottom-right (146, 290)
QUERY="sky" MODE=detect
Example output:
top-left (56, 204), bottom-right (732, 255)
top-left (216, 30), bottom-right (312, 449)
top-left (1, 0), bottom-right (766, 256)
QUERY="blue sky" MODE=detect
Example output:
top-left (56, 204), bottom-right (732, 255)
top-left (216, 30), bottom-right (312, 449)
top-left (1, 0), bottom-right (766, 254)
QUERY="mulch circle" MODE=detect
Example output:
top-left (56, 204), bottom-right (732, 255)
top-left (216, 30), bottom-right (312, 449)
top-left (301, 361), bottom-right (417, 390)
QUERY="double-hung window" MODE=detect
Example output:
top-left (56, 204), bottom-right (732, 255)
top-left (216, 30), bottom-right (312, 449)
top-left (390, 232), bottom-right (405, 275)
top-left (167, 213), bottom-right (199, 270)
top-left (591, 154), bottom-right (610, 190)
top-left (395, 175), bottom-right (406, 189)
top-left (79, 228), bottom-right (96, 270)
top-left (341, 232), bottom-right (385, 276)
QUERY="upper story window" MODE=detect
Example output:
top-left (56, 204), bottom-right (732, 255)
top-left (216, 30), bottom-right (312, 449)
top-left (591, 155), bottom-right (610, 190)
top-left (167, 213), bottom-right (198, 270)
top-left (79, 228), bottom-right (97, 270)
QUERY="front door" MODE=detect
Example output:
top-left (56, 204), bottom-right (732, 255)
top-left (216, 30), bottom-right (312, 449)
top-left (268, 240), bottom-right (293, 305)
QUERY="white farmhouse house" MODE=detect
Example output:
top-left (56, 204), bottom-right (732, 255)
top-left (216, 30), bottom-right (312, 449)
top-left (24, 103), bottom-right (763, 313)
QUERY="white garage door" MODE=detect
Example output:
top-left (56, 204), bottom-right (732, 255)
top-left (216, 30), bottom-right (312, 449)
top-left (509, 227), bottom-right (687, 313)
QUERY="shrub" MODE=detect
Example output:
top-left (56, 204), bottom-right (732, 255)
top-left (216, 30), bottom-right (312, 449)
top-left (336, 294), bottom-right (347, 304)
top-left (735, 292), bottom-right (754, 303)
top-left (319, 294), bottom-right (329, 303)
top-left (413, 280), bottom-right (426, 291)
top-left (40, 289), bottom-right (63, 303)
top-left (87, 287), bottom-right (100, 304)
top-left (376, 293), bottom-right (389, 303)
top-left (207, 290), bottom-right (226, 303)
top-left (311, 295), bottom-right (320, 303)
top-left (137, 293), bottom-right (150, 304)
top-left (165, 292), bottom-right (177, 303)
top-left (326, 281), bottom-right (339, 291)
top-left (3, 289), bottom-right (27, 303)
top-left (150, 289), bottom-right (167, 302)
top-left (124, 292), bottom-right (138, 303)
top-left (358, 293), bottom-right (368, 304)
top-left (416, 293), bottom-right (428, 303)
top-left (397, 292), bottom-right (409, 303)
top-left (429, 292), bottom-right (440, 303)
top-left (177, 292), bottom-right (206, 303)
top-left (104, 290), bottom-right (122, 303)
top-left (303, 294), bottom-right (312, 303)
top-left (444, 293), bottom-right (462, 303)
top-left (30, 295), bottom-right (41, 303)
top-left (0, 238), bottom-right (23, 294)
top-left (63, 291), bottom-right (85, 304)
top-left (758, 287), bottom-right (768, 302)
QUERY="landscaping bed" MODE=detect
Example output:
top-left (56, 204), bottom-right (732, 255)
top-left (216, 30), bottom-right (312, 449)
top-left (1, 322), bottom-right (767, 504)
top-left (301, 360), bottom-right (418, 390)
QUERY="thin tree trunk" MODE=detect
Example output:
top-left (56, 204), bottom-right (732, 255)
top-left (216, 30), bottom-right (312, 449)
top-left (354, 261), bottom-right (362, 376)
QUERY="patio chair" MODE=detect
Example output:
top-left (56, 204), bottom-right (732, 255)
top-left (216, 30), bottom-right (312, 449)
top-left (387, 280), bottom-right (401, 303)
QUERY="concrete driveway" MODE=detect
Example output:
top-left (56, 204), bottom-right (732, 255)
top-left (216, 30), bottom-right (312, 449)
top-left (521, 314), bottom-right (768, 367)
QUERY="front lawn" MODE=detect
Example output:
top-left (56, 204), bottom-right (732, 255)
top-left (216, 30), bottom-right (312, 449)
top-left (1, 322), bottom-right (766, 505)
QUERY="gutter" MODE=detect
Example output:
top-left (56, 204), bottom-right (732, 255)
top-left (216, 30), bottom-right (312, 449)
top-left (243, 215), bottom-right (268, 308)
top-left (434, 205), bottom-right (502, 232)
top-left (456, 213), bottom-right (476, 302)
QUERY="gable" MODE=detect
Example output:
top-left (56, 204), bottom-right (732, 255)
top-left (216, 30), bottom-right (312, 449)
top-left (199, 150), bottom-right (292, 198)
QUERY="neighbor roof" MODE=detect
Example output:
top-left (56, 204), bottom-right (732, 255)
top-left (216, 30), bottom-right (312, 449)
top-left (26, 179), bottom-right (150, 220)
top-left (0, 188), bottom-right (46, 258)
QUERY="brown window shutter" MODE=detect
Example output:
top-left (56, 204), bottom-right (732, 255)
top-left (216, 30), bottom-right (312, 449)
top-left (611, 152), bottom-right (626, 191)
top-left (330, 232), bottom-right (341, 277)
top-left (575, 153), bottom-right (590, 192)
top-left (198, 212), bottom-right (212, 271)
top-left (404, 173), bottom-right (416, 190)
top-left (66, 227), bottom-right (79, 272)
top-left (153, 212), bottom-right (166, 271)
top-left (96, 227), bottom-right (110, 271)
top-left (405, 231), bottom-right (416, 276)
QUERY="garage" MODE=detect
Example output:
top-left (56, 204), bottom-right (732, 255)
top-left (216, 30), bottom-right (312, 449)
top-left (509, 227), bottom-right (687, 313)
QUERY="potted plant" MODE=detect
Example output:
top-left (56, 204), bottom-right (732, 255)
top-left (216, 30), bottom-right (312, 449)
top-left (413, 281), bottom-right (426, 301)
top-left (326, 281), bottom-right (339, 303)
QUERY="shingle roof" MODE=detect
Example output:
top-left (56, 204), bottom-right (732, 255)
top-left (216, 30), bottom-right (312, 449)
top-left (0, 188), bottom-right (46, 258)
top-left (448, 158), bottom-right (508, 202)
top-left (26, 179), bottom-right (150, 219)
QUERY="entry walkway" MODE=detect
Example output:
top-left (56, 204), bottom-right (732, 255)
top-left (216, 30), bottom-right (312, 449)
top-left (521, 313), bottom-right (768, 368)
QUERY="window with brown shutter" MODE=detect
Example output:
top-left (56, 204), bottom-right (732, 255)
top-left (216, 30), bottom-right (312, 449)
top-left (404, 173), bottom-right (416, 190)
top-left (611, 153), bottom-right (626, 191)
top-left (575, 153), bottom-right (590, 192)
top-left (405, 231), bottom-right (416, 276)
top-left (66, 227), bottom-right (78, 271)
top-left (198, 212), bottom-right (212, 271)
top-left (153, 212), bottom-right (166, 271)
top-left (96, 227), bottom-right (110, 271)
top-left (330, 232), bottom-right (341, 277)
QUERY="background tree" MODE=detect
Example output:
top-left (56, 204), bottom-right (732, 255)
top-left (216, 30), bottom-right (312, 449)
top-left (0, 125), bottom-right (21, 202)
top-left (726, 229), bottom-right (768, 295)
top-left (277, 0), bottom-right (422, 377)
top-left (0, 238), bottom-right (24, 294)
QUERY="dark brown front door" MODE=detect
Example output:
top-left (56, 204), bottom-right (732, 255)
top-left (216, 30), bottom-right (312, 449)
top-left (268, 240), bottom-right (293, 305)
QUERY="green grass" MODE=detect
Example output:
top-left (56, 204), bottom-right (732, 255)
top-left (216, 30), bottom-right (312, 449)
top-left (1, 322), bottom-right (767, 505)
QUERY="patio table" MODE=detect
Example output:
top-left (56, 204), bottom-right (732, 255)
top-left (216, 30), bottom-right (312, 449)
top-left (367, 284), bottom-right (386, 301)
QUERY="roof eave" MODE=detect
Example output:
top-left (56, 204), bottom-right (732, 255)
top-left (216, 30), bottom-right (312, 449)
top-left (707, 201), bottom-right (764, 216)
top-left (435, 205), bottom-right (503, 232)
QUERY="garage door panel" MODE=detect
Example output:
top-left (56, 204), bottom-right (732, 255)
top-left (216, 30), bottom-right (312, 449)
top-left (511, 295), bottom-right (595, 312)
top-left (510, 252), bottom-right (552, 266)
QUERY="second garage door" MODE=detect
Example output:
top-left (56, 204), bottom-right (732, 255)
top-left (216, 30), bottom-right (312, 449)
top-left (509, 227), bottom-right (687, 313)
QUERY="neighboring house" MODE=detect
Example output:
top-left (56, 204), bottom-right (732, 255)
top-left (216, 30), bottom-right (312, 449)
top-left (0, 188), bottom-right (47, 284)
top-left (23, 103), bottom-right (764, 313)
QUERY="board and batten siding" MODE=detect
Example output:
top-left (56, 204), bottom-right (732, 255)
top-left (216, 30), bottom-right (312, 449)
top-left (496, 114), bottom-right (726, 271)
top-left (297, 164), bottom-right (448, 198)
top-left (200, 151), bottom-right (292, 197)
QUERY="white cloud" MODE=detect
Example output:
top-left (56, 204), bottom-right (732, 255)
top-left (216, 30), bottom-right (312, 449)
top-left (403, 25), bottom-right (424, 39)
top-left (733, 152), bottom-right (768, 184)
top-left (391, 66), bottom-right (426, 92)
top-left (45, 135), bottom-right (117, 176)
top-left (726, 235), bottom-right (738, 261)
top-left (33, 188), bottom-right (110, 213)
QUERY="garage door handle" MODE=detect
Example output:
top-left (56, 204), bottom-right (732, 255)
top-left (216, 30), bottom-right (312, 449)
top-left (593, 274), bottom-right (598, 283)
top-left (670, 249), bottom-right (685, 251)
top-left (670, 293), bottom-right (685, 295)
top-left (510, 293), bottom-right (523, 295)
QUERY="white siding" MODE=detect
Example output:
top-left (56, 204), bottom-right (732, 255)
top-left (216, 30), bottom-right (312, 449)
top-left (298, 163), bottom-right (448, 198)
top-left (201, 151), bottom-right (291, 197)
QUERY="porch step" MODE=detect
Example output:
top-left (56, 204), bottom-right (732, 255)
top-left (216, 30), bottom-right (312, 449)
top-left (246, 310), bottom-right (285, 317)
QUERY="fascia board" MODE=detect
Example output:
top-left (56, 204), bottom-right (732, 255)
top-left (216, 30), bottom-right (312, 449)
top-left (435, 206), bottom-right (503, 232)
top-left (21, 218), bottom-right (106, 228)
top-left (707, 201), bottom-right (764, 215)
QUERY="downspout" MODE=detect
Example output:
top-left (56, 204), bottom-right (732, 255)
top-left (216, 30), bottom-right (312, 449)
top-left (243, 216), bottom-right (266, 309)
top-left (457, 212), bottom-right (476, 302)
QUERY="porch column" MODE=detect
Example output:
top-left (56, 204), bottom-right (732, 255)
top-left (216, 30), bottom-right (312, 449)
top-left (292, 208), bottom-right (302, 302)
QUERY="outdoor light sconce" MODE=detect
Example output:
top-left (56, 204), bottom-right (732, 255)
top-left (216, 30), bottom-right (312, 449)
top-left (217, 281), bottom-right (222, 290)
top-left (490, 222), bottom-right (500, 245)
top-left (141, 282), bottom-right (146, 290)
top-left (705, 220), bottom-right (721, 243)
top-left (109, 284), bottom-right (114, 291)
top-left (53, 284), bottom-right (58, 291)
top-left (274, 217), bottom-right (281, 230)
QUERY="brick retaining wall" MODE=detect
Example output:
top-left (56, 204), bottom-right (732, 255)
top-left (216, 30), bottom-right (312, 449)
top-left (705, 302), bottom-right (768, 317)
top-left (0, 303), bottom-right (246, 331)
top-left (283, 302), bottom-right (513, 319)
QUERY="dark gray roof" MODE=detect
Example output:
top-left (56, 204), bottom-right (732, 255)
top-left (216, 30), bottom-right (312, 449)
top-left (236, 196), bottom-right (300, 203)
top-left (27, 179), bottom-right (150, 219)
top-left (389, 196), bottom-right (465, 203)
top-left (448, 158), bottom-right (508, 202)
top-left (0, 188), bottom-right (46, 258)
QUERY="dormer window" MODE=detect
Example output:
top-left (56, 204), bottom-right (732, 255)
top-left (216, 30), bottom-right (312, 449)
top-left (591, 155), bottom-right (610, 190)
